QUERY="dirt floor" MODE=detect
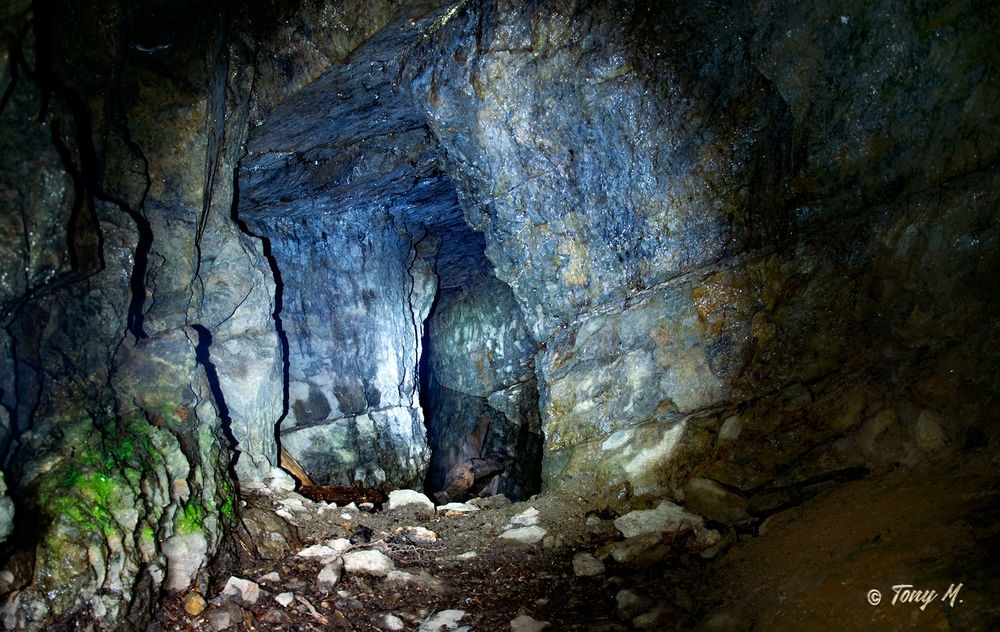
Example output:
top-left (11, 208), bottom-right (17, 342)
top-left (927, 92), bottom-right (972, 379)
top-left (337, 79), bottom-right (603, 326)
top-left (150, 457), bottom-right (1000, 632)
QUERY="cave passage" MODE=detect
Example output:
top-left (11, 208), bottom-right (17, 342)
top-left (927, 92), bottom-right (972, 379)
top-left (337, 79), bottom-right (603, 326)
top-left (233, 13), bottom-right (544, 496)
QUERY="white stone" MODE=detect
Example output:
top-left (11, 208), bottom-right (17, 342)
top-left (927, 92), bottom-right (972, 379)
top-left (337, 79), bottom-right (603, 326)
top-left (388, 489), bottom-right (435, 512)
top-left (510, 614), bottom-right (551, 631)
top-left (436, 502), bottom-right (480, 513)
top-left (385, 570), bottom-right (448, 592)
top-left (325, 537), bottom-right (353, 553)
top-left (571, 552), bottom-right (605, 576)
top-left (275, 592), bottom-right (295, 607)
top-left (614, 500), bottom-right (704, 538)
top-left (419, 609), bottom-right (466, 631)
top-left (277, 496), bottom-right (306, 512)
top-left (258, 571), bottom-right (281, 584)
top-left (342, 549), bottom-right (395, 576)
top-left (162, 531), bottom-right (208, 592)
top-left (498, 525), bottom-right (547, 545)
top-left (318, 557), bottom-right (344, 591)
top-left (382, 613), bottom-right (405, 631)
top-left (402, 526), bottom-right (438, 544)
top-left (222, 576), bottom-right (260, 606)
top-left (509, 506), bottom-right (540, 526)
top-left (296, 544), bottom-right (339, 559)
top-left (265, 468), bottom-right (298, 492)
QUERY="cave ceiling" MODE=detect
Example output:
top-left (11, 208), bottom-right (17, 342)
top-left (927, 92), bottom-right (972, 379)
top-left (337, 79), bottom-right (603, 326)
top-left (237, 3), bottom-right (482, 290)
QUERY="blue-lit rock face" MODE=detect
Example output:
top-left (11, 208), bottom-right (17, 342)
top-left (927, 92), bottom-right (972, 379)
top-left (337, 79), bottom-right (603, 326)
top-left (237, 5), bottom-right (493, 488)
top-left (1, 0), bottom-right (999, 627)
top-left (234, 0), bottom-right (1000, 502)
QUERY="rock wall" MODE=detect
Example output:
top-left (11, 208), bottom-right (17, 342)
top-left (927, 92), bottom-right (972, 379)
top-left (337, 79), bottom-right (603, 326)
top-left (0, 1), bottom-right (284, 627)
top-left (0, 0), bottom-right (997, 627)
top-left (404, 0), bottom-right (1000, 501)
top-left (254, 213), bottom-right (435, 489)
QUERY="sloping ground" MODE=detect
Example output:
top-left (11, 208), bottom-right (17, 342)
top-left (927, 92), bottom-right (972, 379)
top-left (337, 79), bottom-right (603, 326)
top-left (698, 455), bottom-right (1000, 631)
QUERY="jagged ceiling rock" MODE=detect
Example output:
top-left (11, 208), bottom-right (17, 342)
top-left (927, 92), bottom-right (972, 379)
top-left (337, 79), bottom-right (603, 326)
top-left (239, 1), bottom-right (481, 290)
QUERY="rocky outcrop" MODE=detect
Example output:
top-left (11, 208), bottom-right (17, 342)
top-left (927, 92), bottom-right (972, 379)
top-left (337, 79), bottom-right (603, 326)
top-left (0, 2), bottom-right (281, 628)
top-left (402, 0), bottom-right (1000, 502)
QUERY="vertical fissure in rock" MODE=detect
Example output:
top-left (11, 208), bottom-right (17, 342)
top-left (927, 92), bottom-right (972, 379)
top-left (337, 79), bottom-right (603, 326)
top-left (230, 181), bottom-right (290, 461)
top-left (190, 323), bottom-right (239, 475)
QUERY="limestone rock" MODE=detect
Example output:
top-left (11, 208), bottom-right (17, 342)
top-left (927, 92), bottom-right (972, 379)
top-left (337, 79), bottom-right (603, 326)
top-left (606, 533), bottom-right (667, 564)
top-left (388, 489), bottom-right (435, 513)
top-left (342, 550), bottom-right (395, 576)
top-left (419, 609), bottom-right (466, 631)
top-left (436, 502), bottom-right (480, 514)
top-left (401, 526), bottom-right (438, 544)
top-left (683, 478), bottom-right (750, 526)
top-left (571, 552), bottom-right (606, 577)
top-left (614, 501), bottom-right (705, 538)
top-left (510, 614), bottom-right (551, 631)
top-left (499, 525), bottom-right (548, 545)
top-left (381, 613), bottom-right (406, 631)
top-left (616, 589), bottom-right (655, 620)
top-left (205, 600), bottom-right (246, 632)
top-left (317, 557), bottom-right (345, 591)
top-left (222, 576), bottom-right (261, 607)
top-left (384, 570), bottom-right (449, 593)
top-left (296, 544), bottom-right (340, 560)
top-left (162, 532), bottom-right (209, 593)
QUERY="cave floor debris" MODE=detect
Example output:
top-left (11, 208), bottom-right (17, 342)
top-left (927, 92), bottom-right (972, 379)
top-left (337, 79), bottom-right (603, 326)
top-left (151, 488), bottom-right (705, 631)
top-left (150, 459), bottom-right (1000, 631)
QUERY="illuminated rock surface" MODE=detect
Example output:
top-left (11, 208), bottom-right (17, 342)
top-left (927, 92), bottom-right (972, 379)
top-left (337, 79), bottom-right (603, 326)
top-left (0, 0), bottom-right (997, 628)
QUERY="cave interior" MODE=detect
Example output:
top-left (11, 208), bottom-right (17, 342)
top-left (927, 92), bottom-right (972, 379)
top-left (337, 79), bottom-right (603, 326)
top-left (0, 0), bottom-right (998, 629)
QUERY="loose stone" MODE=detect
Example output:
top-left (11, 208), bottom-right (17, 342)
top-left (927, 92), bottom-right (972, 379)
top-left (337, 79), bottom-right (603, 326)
top-left (221, 576), bottom-right (260, 607)
top-left (499, 525), bottom-right (547, 545)
top-left (510, 614), bottom-right (551, 631)
top-left (342, 549), bottom-right (395, 576)
top-left (419, 609), bottom-right (467, 631)
top-left (571, 552), bottom-right (606, 577)
top-left (614, 500), bottom-right (704, 538)
top-left (182, 591), bottom-right (207, 616)
top-left (388, 489), bottom-right (435, 513)
top-left (317, 557), bottom-right (344, 591)
top-left (296, 544), bottom-right (339, 560)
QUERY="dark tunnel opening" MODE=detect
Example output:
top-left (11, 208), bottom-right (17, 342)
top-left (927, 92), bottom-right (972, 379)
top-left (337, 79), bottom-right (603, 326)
top-left (415, 224), bottom-right (545, 503)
